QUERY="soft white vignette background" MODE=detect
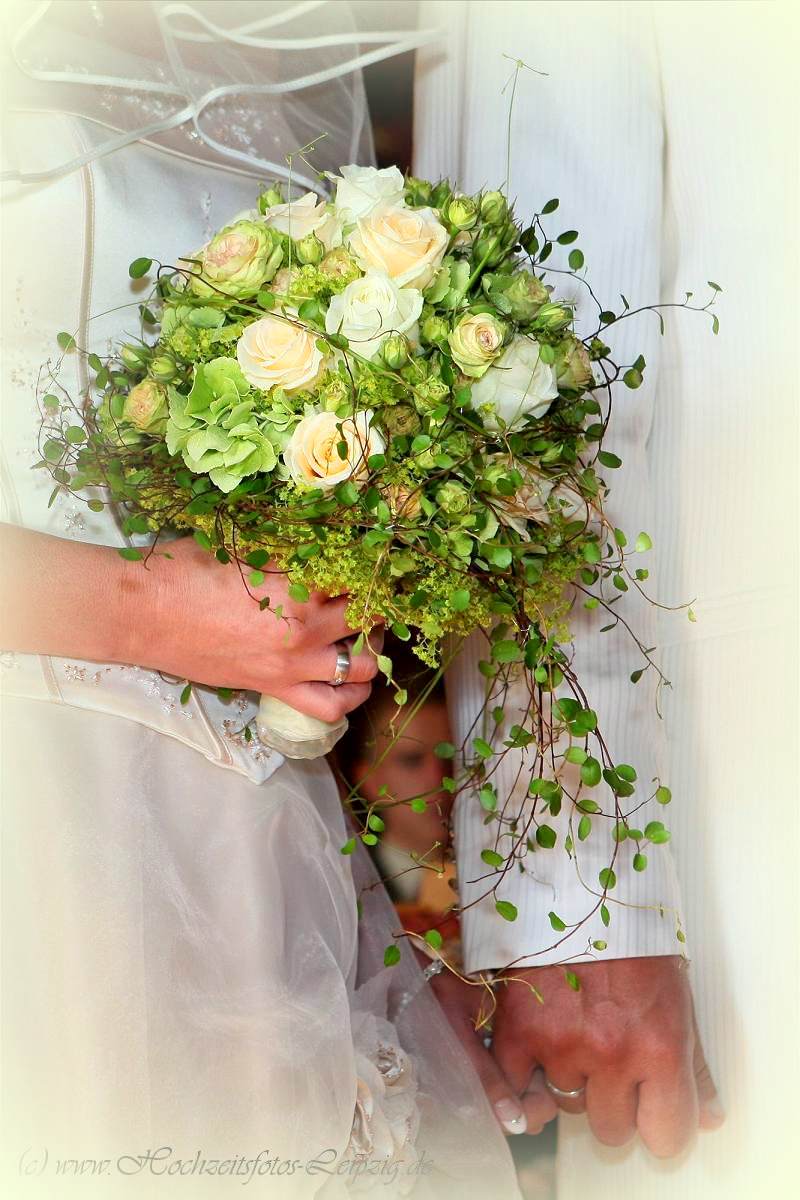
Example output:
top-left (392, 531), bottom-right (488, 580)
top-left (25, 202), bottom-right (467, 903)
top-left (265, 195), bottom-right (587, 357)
top-left (552, 3), bottom-right (800, 1198)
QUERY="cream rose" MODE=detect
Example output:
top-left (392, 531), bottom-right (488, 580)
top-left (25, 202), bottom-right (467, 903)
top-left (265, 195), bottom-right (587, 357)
top-left (448, 313), bottom-right (505, 378)
top-left (236, 314), bottom-right (326, 394)
top-left (283, 409), bottom-right (385, 490)
top-left (332, 164), bottom-right (406, 222)
top-left (348, 203), bottom-right (448, 290)
top-left (264, 192), bottom-right (342, 250)
top-left (470, 335), bottom-right (559, 430)
top-left (325, 270), bottom-right (423, 361)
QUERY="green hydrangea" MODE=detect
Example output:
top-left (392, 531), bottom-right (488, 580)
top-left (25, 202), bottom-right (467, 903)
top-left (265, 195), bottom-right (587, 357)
top-left (166, 358), bottom-right (279, 492)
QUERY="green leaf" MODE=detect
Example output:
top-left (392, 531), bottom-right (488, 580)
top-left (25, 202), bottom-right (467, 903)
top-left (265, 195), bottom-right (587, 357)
top-left (117, 547), bottom-right (143, 561)
top-left (288, 581), bottom-right (309, 603)
top-left (548, 911), bottom-right (566, 932)
top-left (479, 785), bottom-right (497, 812)
top-left (577, 815), bottom-right (592, 841)
top-left (367, 813), bottom-right (386, 833)
top-left (87, 499), bottom-right (104, 513)
top-left (656, 785), bottom-right (672, 806)
top-left (411, 796), bottom-right (428, 812)
top-left (580, 757), bottom-right (602, 787)
top-left (424, 929), bottom-right (443, 950)
top-left (600, 903), bottom-right (611, 927)
top-left (391, 621), bottom-right (411, 641)
top-left (568, 248), bottom-right (585, 270)
top-left (65, 423), bottom-right (86, 443)
top-left (565, 746), bottom-right (588, 765)
top-left (708, 280), bottom-right (722, 292)
top-left (473, 737), bottom-right (493, 759)
top-left (384, 944), bottom-right (401, 967)
top-left (556, 229), bottom-right (579, 245)
top-left (541, 198), bottom-right (559, 214)
top-left (335, 480), bottom-right (360, 507)
top-left (434, 741), bottom-right (456, 759)
top-left (361, 832), bottom-right (378, 846)
top-left (451, 588), bottom-right (471, 612)
top-left (633, 853), bottom-right (648, 872)
top-left (246, 549), bottom-right (270, 569)
top-left (249, 570), bottom-right (265, 587)
top-left (481, 849), bottom-right (504, 868)
top-left (193, 529), bottom-right (212, 551)
top-left (493, 639), bottom-right (523, 664)
top-left (180, 683), bottom-right (192, 706)
top-left (565, 970), bottom-right (581, 992)
top-left (496, 900), bottom-right (518, 923)
top-left (536, 824), bottom-right (557, 849)
top-left (599, 867), bottom-right (617, 890)
top-left (128, 257), bottom-right (153, 279)
top-left (623, 368), bottom-right (643, 389)
top-left (635, 531), bottom-right (653, 553)
top-left (57, 331), bottom-right (76, 351)
top-left (597, 450), bottom-right (622, 469)
top-left (340, 838), bottom-right (356, 856)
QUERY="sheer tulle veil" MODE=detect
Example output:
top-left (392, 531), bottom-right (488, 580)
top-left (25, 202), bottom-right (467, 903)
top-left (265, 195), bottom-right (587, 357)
top-left (1, 0), bottom-right (437, 187)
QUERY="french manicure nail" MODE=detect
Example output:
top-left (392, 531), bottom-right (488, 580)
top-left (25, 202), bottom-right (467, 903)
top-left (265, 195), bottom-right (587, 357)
top-left (494, 1098), bottom-right (527, 1134)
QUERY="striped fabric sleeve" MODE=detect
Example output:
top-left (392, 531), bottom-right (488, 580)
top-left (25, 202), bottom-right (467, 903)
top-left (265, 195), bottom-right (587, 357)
top-left (414, 0), bottom-right (685, 974)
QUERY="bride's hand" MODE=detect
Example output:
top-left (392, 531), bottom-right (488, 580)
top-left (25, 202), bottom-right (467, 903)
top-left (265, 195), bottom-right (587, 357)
top-left (1, 525), bottom-right (382, 723)
top-left (131, 537), bottom-right (382, 722)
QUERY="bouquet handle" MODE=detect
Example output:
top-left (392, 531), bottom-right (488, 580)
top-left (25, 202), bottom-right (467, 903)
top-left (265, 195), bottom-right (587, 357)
top-left (256, 695), bottom-right (348, 760)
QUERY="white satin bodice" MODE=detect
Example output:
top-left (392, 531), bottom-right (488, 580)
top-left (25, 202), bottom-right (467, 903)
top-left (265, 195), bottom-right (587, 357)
top-left (1, 109), bottom-right (282, 783)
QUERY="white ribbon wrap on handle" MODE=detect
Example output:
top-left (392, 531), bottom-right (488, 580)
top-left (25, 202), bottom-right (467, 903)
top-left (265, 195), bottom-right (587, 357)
top-left (257, 694), bottom-right (347, 759)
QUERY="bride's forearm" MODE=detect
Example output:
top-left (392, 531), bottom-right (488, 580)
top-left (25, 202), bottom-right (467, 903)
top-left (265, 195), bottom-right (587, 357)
top-left (0, 524), bottom-right (142, 664)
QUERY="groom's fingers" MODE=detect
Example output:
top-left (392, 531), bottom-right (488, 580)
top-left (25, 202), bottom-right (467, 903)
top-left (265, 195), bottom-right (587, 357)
top-left (693, 1019), bottom-right (725, 1130)
top-left (636, 1060), bottom-right (697, 1158)
top-left (585, 1074), bottom-right (638, 1146)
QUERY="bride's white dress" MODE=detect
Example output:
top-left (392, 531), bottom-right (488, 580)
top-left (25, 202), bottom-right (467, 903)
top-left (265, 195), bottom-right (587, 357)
top-left (0, 111), bottom-right (521, 1199)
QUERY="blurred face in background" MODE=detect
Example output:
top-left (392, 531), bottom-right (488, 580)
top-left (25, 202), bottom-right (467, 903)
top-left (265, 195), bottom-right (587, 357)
top-left (351, 693), bottom-right (452, 855)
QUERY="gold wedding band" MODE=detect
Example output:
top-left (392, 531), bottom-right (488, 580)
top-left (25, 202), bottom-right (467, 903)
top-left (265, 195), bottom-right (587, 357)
top-left (331, 645), bottom-right (351, 687)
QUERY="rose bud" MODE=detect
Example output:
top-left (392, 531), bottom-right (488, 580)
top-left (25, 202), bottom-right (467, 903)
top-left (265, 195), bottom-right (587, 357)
top-left (149, 354), bottom-right (178, 383)
top-left (420, 311), bottom-right (450, 348)
top-left (444, 195), bottom-right (478, 232)
top-left (258, 184), bottom-right (284, 213)
top-left (296, 233), bottom-right (325, 266)
top-left (480, 190), bottom-right (508, 226)
top-left (381, 333), bottom-right (410, 370)
top-left (531, 301), bottom-right (574, 334)
top-left (554, 335), bottom-right (594, 391)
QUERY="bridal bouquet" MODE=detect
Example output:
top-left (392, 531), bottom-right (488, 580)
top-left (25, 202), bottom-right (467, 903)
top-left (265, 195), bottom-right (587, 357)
top-left (40, 163), bottom-right (719, 943)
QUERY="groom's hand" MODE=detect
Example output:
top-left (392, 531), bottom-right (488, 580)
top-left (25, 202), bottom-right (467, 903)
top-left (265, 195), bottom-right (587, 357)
top-left (492, 955), bottom-right (724, 1155)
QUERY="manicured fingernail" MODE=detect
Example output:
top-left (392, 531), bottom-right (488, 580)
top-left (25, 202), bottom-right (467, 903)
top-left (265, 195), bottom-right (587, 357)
top-left (494, 1099), bottom-right (527, 1134)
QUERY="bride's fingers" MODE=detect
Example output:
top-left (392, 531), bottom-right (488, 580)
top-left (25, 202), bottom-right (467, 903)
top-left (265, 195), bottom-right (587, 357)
top-left (287, 681), bottom-right (372, 724)
top-left (521, 1068), bottom-right (560, 1134)
top-left (452, 1022), bottom-right (527, 1136)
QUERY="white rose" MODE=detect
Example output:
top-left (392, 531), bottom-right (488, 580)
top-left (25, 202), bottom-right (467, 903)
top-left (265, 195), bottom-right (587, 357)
top-left (236, 313), bottom-right (326, 393)
top-left (489, 457), bottom-right (592, 536)
top-left (348, 203), bottom-right (448, 290)
top-left (471, 336), bottom-right (559, 430)
top-left (264, 192), bottom-right (342, 250)
top-left (332, 164), bottom-right (406, 222)
top-left (325, 270), bottom-right (423, 361)
top-left (283, 408), bottom-right (385, 490)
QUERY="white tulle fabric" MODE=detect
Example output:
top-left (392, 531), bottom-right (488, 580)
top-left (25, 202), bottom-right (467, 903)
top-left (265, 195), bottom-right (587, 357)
top-left (1, 0), bottom-right (437, 190)
top-left (0, 110), bottom-right (520, 1198)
